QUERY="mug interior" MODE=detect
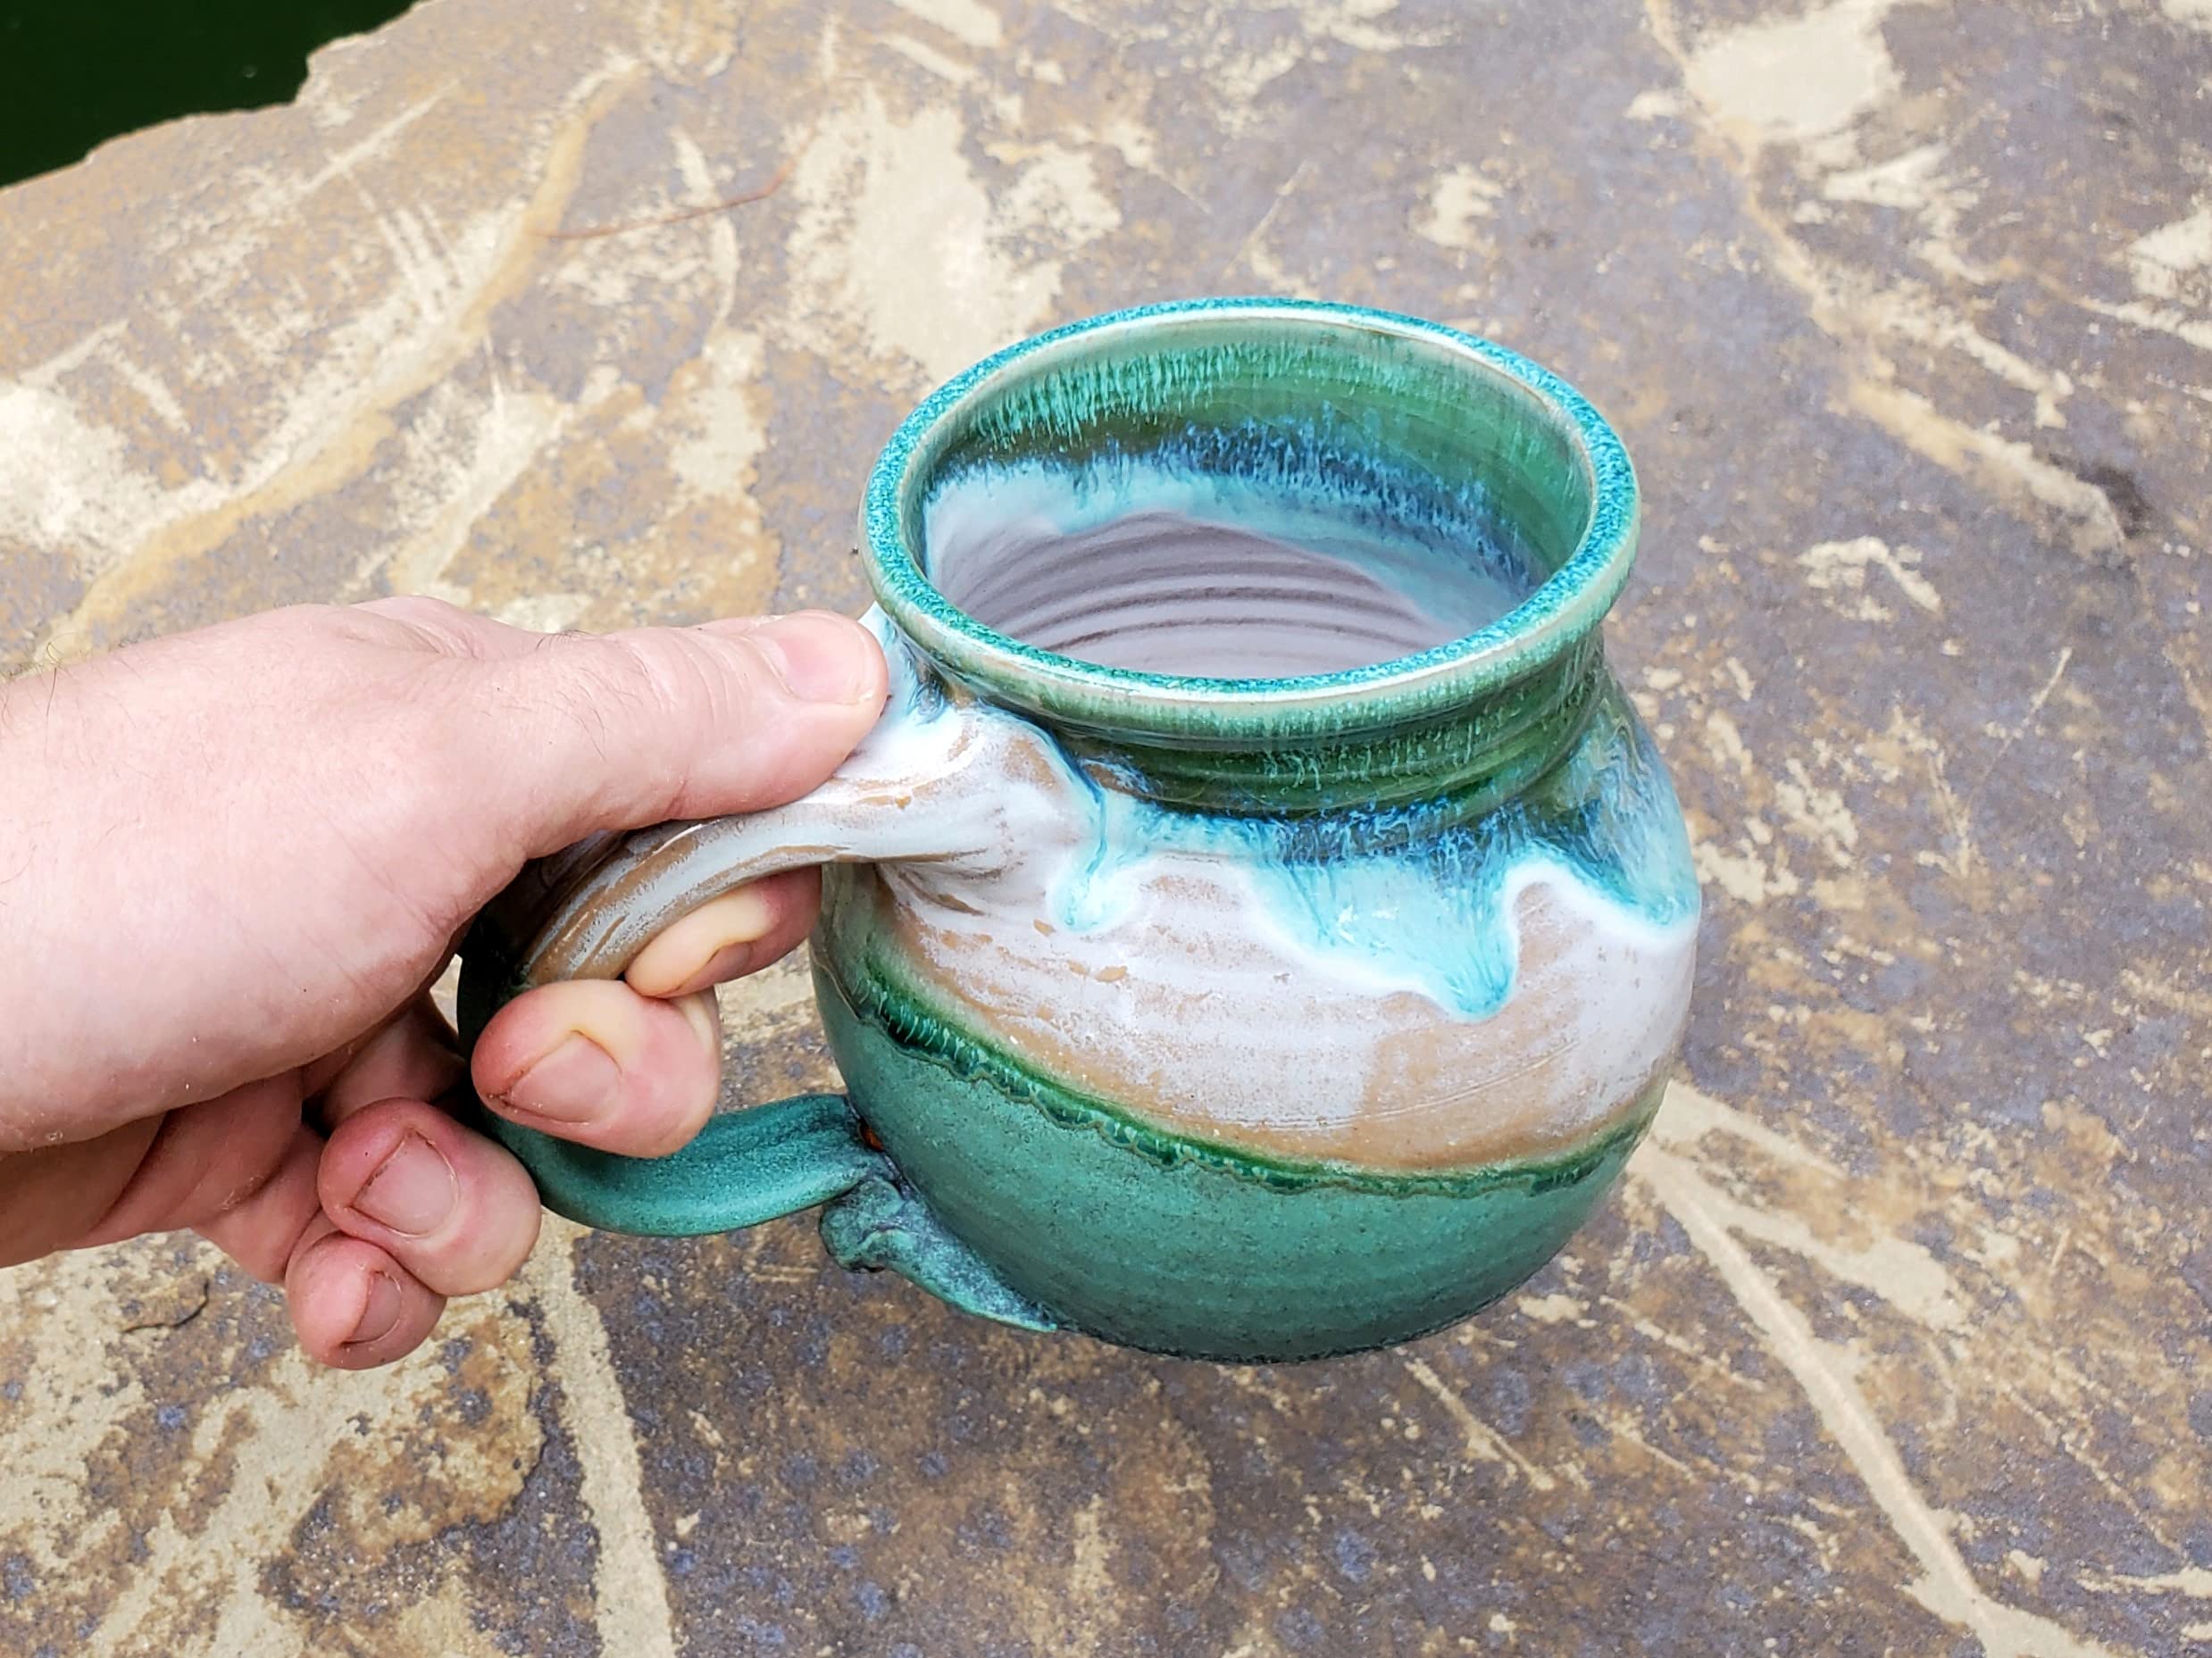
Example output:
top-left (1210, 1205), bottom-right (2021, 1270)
top-left (863, 299), bottom-right (1635, 742)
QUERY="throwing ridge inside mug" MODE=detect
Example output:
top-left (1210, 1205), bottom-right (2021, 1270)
top-left (457, 297), bottom-right (1700, 1362)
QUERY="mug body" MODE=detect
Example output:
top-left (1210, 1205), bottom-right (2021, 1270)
top-left (814, 299), bottom-right (1699, 1362)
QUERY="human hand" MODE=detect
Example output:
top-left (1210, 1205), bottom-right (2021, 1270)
top-left (0, 597), bottom-right (888, 1367)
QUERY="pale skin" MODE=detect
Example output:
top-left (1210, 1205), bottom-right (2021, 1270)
top-left (0, 597), bottom-right (889, 1368)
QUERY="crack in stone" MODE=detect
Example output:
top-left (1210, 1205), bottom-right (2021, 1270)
top-left (118, 1276), bottom-right (212, 1335)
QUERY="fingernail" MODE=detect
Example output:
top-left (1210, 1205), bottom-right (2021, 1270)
top-left (752, 612), bottom-right (875, 704)
top-left (353, 1133), bottom-right (457, 1237)
top-left (500, 1032), bottom-right (621, 1125)
top-left (352, 1270), bottom-right (404, 1346)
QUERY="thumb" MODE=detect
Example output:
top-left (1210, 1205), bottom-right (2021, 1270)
top-left (463, 610), bottom-right (890, 858)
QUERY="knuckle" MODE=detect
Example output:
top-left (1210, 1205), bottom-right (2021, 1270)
top-left (572, 631), bottom-right (766, 819)
top-left (357, 595), bottom-right (491, 654)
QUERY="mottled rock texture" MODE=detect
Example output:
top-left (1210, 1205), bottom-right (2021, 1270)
top-left (2, 0), bottom-right (2208, 1654)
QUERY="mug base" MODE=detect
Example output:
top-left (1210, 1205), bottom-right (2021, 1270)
top-left (814, 952), bottom-right (1661, 1364)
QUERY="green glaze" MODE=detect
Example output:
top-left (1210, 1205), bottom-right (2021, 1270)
top-left (864, 297), bottom-right (1636, 750)
top-left (458, 297), bottom-right (1695, 1363)
top-left (455, 1087), bottom-right (879, 1237)
top-left (809, 908), bottom-right (1660, 1362)
top-left (818, 1176), bottom-right (1064, 1334)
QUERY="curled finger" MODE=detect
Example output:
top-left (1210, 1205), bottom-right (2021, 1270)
top-left (318, 1097), bottom-right (542, 1296)
top-left (472, 979), bottom-right (722, 1158)
top-left (286, 1222), bottom-right (447, 1370)
top-left (623, 868), bottom-right (821, 999)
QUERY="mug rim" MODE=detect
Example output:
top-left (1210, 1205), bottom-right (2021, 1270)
top-left (860, 296), bottom-right (1639, 739)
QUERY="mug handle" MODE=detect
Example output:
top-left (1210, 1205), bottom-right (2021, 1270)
top-left (453, 636), bottom-right (1062, 1333)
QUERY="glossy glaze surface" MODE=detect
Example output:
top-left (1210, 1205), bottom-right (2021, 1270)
top-left (462, 300), bottom-right (1697, 1361)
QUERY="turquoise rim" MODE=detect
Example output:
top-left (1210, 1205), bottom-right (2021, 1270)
top-left (859, 296), bottom-right (1639, 742)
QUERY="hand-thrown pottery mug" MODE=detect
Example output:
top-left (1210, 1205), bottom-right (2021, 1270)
top-left (458, 297), bottom-right (1699, 1362)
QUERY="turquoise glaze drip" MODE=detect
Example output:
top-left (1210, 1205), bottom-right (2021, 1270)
top-left (1063, 706), bottom-right (1690, 1021)
top-left (878, 634), bottom-right (1696, 1024)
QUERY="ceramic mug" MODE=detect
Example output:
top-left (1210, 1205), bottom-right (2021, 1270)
top-left (457, 297), bottom-right (1699, 1362)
